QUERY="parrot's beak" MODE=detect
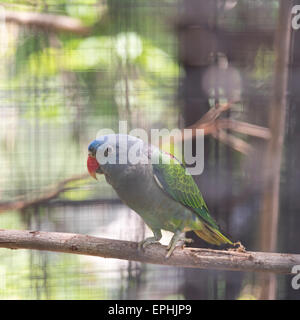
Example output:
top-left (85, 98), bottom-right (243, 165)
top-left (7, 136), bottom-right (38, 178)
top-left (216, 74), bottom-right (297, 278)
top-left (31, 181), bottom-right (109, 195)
top-left (87, 154), bottom-right (101, 180)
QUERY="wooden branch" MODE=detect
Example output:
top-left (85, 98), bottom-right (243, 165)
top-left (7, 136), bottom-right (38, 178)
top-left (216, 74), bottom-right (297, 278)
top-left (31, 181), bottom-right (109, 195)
top-left (172, 102), bottom-right (233, 143)
top-left (183, 102), bottom-right (271, 155)
top-left (188, 102), bottom-right (232, 129)
top-left (0, 173), bottom-right (89, 213)
top-left (216, 119), bottom-right (271, 140)
top-left (212, 129), bottom-right (253, 155)
top-left (0, 229), bottom-right (299, 274)
top-left (4, 10), bottom-right (91, 35)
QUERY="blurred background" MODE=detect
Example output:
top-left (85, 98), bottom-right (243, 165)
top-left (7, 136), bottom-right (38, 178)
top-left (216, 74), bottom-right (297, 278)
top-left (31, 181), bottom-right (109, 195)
top-left (0, 0), bottom-right (299, 300)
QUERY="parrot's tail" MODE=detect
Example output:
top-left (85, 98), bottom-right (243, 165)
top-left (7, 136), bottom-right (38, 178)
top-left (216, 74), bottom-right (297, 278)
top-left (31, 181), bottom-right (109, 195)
top-left (194, 223), bottom-right (232, 246)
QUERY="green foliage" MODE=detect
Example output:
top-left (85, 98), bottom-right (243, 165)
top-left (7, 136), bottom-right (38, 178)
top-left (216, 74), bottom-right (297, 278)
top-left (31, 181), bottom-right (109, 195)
top-left (65, 0), bottom-right (101, 25)
top-left (252, 48), bottom-right (275, 81)
top-left (0, 0), bottom-right (182, 299)
top-left (14, 32), bottom-right (50, 76)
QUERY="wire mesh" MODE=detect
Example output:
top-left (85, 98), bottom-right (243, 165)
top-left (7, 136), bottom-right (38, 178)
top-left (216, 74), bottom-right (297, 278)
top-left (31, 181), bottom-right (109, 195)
top-left (0, 0), bottom-right (299, 300)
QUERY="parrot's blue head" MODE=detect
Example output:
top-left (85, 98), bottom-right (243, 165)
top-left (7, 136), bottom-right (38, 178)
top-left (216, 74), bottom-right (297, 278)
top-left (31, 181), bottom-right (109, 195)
top-left (87, 134), bottom-right (145, 180)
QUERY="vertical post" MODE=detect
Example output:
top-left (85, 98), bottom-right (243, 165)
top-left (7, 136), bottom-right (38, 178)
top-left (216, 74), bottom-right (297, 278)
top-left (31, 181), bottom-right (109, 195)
top-left (258, 0), bottom-right (292, 300)
top-left (283, 0), bottom-right (300, 300)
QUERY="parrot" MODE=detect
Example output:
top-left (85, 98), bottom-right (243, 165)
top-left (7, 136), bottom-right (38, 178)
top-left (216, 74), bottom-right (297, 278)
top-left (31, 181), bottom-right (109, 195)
top-left (87, 134), bottom-right (233, 258)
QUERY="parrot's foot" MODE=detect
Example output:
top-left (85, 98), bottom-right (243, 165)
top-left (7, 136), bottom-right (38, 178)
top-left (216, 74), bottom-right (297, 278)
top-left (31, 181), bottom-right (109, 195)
top-left (166, 232), bottom-right (193, 259)
top-left (138, 237), bottom-right (160, 251)
top-left (228, 241), bottom-right (246, 253)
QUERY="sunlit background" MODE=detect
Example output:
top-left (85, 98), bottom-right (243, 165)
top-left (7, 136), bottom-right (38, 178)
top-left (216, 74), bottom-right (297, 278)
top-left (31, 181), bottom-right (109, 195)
top-left (0, 0), bottom-right (299, 300)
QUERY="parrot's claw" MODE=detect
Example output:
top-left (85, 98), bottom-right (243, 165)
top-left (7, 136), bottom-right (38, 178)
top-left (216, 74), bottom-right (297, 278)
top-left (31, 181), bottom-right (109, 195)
top-left (166, 237), bottom-right (193, 250)
top-left (229, 241), bottom-right (246, 253)
top-left (138, 237), bottom-right (160, 251)
top-left (166, 232), bottom-right (193, 259)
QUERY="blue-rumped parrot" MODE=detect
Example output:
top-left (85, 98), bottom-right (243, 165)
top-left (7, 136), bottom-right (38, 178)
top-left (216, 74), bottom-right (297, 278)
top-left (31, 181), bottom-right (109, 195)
top-left (87, 134), bottom-right (232, 258)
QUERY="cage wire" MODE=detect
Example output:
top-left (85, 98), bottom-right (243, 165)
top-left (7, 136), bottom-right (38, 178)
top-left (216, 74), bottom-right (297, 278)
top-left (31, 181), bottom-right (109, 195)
top-left (0, 0), bottom-right (182, 300)
top-left (0, 0), bottom-right (299, 300)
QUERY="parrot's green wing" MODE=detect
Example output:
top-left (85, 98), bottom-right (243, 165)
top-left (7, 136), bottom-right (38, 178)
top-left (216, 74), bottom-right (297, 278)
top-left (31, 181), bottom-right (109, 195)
top-left (151, 150), bottom-right (219, 230)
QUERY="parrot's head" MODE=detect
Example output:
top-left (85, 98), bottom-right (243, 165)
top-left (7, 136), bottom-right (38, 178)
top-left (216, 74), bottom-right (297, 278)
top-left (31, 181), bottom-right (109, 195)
top-left (87, 134), bottom-right (145, 180)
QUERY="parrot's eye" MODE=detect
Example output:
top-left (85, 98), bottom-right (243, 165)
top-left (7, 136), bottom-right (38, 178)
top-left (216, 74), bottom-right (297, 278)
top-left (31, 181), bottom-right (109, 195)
top-left (104, 147), bottom-right (112, 157)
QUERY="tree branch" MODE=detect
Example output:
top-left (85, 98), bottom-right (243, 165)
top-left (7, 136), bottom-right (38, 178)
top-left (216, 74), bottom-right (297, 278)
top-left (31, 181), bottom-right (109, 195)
top-left (212, 129), bottom-right (253, 155)
top-left (184, 102), bottom-right (271, 155)
top-left (215, 119), bottom-right (272, 140)
top-left (0, 173), bottom-right (89, 213)
top-left (4, 10), bottom-right (91, 35)
top-left (0, 229), bottom-right (299, 274)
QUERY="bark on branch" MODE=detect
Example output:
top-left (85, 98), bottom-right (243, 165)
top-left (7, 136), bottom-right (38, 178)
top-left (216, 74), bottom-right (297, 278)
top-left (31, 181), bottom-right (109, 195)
top-left (0, 173), bottom-right (89, 213)
top-left (178, 102), bottom-right (271, 155)
top-left (4, 10), bottom-right (91, 35)
top-left (0, 229), bottom-right (299, 274)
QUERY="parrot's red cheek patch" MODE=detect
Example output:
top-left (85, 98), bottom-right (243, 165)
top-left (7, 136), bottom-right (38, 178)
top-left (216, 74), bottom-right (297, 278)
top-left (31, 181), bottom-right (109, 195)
top-left (87, 156), bottom-right (100, 179)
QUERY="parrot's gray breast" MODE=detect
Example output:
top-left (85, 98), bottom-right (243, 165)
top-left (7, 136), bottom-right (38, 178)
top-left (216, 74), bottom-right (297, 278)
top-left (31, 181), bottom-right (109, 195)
top-left (103, 160), bottom-right (193, 233)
